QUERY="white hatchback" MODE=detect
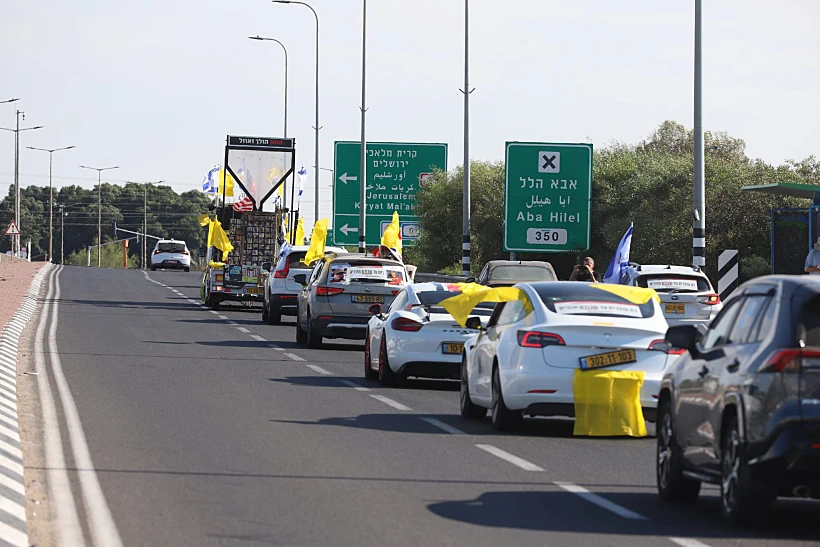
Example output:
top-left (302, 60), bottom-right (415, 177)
top-left (151, 239), bottom-right (191, 272)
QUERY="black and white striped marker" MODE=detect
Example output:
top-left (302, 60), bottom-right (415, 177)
top-left (718, 249), bottom-right (739, 301)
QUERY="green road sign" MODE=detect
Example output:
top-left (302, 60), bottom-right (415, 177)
top-left (332, 141), bottom-right (447, 246)
top-left (504, 142), bottom-right (593, 252)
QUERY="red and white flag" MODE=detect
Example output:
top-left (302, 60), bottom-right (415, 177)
top-left (233, 194), bottom-right (254, 212)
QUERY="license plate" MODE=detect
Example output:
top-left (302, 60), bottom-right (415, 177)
top-left (166, 260), bottom-right (178, 264)
top-left (352, 295), bottom-right (384, 303)
top-left (580, 349), bottom-right (637, 370)
top-left (442, 343), bottom-right (464, 355)
top-left (245, 287), bottom-right (263, 295)
top-left (665, 303), bottom-right (686, 315)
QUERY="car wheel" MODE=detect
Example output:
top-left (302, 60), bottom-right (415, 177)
top-left (378, 336), bottom-right (400, 386)
top-left (720, 414), bottom-right (775, 526)
top-left (306, 313), bottom-right (323, 349)
top-left (656, 399), bottom-right (701, 502)
top-left (295, 313), bottom-right (308, 345)
top-left (460, 355), bottom-right (487, 419)
top-left (269, 305), bottom-right (281, 325)
top-left (364, 331), bottom-right (378, 381)
top-left (491, 365), bottom-right (521, 431)
top-left (210, 299), bottom-right (220, 311)
top-left (184, 267), bottom-right (190, 273)
top-left (261, 300), bottom-right (269, 323)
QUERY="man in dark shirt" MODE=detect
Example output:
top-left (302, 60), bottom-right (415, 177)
top-left (569, 256), bottom-right (601, 282)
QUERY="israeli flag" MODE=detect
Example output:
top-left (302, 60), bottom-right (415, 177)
top-left (278, 242), bottom-right (292, 261)
top-left (603, 223), bottom-right (633, 284)
top-left (297, 166), bottom-right (307, 198)
top-left (201, 165), bottom-right (219, 194)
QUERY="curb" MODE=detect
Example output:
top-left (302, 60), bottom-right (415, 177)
top-left (0, 263), bottom-right (52, 547)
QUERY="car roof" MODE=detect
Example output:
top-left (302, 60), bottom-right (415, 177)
top-left (628, 264), bottom-right (706, 276)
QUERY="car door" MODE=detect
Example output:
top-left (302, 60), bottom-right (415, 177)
top-left (472, 303), bottom-right (506, 398)
top-left (370, 290), bottom-right (408, 362)
top-left (676, 297), bottom-right (743, 468)
top-left (299, 261), bottom-right (324, 329)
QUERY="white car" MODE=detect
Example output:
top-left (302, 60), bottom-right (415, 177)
top-left (263, 245), bottom-right (348, 325)
top-left (151, 239), bottom-right (191, 272)
top-left (460, 281), bottom-right (683, 430)
top-left (364, 282), bottom-right (494, 386)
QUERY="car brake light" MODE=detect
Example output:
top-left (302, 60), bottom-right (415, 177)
top-left (517, 331), bottom-right (565, 348)
top-left (391, 290), bottom-right (400, 295)
top-left (649, 339), bottom-right (686, 355)
top-left (183, 250), bottom-right (189, 255)
top-left (274, 262), bottom-right (290, 278)
top-left (811, 443), bottom-right (820, 450)
top-left (316, 286), bottom-right (345, 296)
top-left (700, 294), bottom-right (721, 305)
top-left (153, 250), bottom-right (161, 254)
top-left (760, 348), bottom-right (820, 373)
top-left (391, 317), bottom-right (423, 332)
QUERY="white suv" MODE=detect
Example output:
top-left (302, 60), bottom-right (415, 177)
top-left (620, 264), bottom-right (723, 331)
top-left (262, 245), bottom-right (348, 325)
top-left (151, 239), bottom-right (191, 272)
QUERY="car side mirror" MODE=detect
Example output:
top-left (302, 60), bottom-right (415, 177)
top-left (666, 325), bottom-right (700, 356)
top-left (465, 276), bottom-right (476, 283)
top-left (368, 303), bottom-right (382, 316)
top-left (261, 262), bottom-right (272, 273)
top-left (293, 273), bottom-right (308, 285)
top-left (465, 316), bottom-right (482, 330)
top-left (198, 247), bottom-right (206, 258)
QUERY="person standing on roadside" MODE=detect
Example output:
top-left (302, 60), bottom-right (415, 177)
top-left (805, 238), bottom-right (820, 275)
top-left (569, 256), bottom-right (601, 282)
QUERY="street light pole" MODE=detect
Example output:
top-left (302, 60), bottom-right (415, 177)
top-left (273, 0), bottom-right (320, 228)
top-left (60, 204), bottom-right (65, 264)
top-left (461, 0), bottom-right (474, 276)
top-left (27, 145), bottom-right (76, 262)
top-left (359, 0), bottom-right (368, 253)
top-left (79, 165), bottom-right (119, 267)
top-left (693, 0), bottom-right (705, 269)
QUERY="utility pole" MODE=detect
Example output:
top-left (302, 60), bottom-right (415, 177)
top-left (461, 0), bottom-right (474, 277)
top-left (79, 165), bottom-right (119, 267)
top-left (27, 145), bottom-right (76, 262)
top-left (693, 0), bottom-right (705, 269)
top-left (60, 204), bottom-right (65, 264)
top-left (358, 0), bottom-right (368, 253)
top-left (142, 180), bottom-right (164, 269)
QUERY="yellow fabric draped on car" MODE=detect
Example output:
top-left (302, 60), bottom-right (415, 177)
top-left (572, 369), bottom-right (647, 437)
top-left (302, 218), bottom-right (328, 266)
top-left (438, 283), bottom-right (529, 327)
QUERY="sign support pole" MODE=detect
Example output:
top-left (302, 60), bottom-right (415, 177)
top-left (358, 0), bottom-right (368, 253)
top-left (692, 0), bottom-right (706, 268)
top-left (461, 0), bottom-right (472, 277)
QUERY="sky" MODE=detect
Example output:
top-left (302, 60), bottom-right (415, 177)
top-left (2, 0), bottom-right (818, 229)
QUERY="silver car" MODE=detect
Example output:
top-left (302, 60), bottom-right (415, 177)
top-left (294, 254), bottom-right (409, 348)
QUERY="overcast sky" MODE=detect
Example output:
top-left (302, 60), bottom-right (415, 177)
top-left (2, 0), bottom-right (818, 228)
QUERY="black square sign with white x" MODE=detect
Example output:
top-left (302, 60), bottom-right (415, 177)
top-left (538, 151), bottom-right (560, 173)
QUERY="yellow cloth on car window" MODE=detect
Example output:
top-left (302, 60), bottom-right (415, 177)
top-left (438, 283), bottom-right (529, 327)
top-left (591, 284), bottom-right (659, 304)
top-left (572, 369), bottom-right (647, 437)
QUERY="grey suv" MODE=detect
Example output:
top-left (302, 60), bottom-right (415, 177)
top-left (294, 254), bottom-right (409, 348)
top-left (657, 275), bottom-right (820, 525)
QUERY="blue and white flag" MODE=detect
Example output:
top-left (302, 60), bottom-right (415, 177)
top-left (201, 165), bottom-right (219, 194)
top-left (278, 242), bottom-right (293, 261)
top-left (296, 166), bottom-right (307, 205)
top-left (603, 223), bottom-right (633, 284)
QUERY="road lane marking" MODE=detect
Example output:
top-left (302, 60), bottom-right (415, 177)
top-left (554, 482), bottom-right (648, 520)
top-left (0, 493), bottom-right (26, 520)
top-left (0, 439), bottom-right (22, 460)
top-left (0, 522), bottom-right (27, 547)
top-left (227, 321), bottom-right (239, 326)
top-left (419, 417), bottom-right (467, 435)
top-left (476, 444), bottom-right (544, 471)
top-left (49, 269), bottom-right (125, 546)
top-left (669, 539), bottom-right (713, 547)
top-left (305, 364), bottom-right (330, 374)
top-left (251, 335), bottom-right (266, 342)
top-left (269, 345), bottom-right (285, 351)
top-left (217, 315), bottom-right (228, 320)
top-left (236, 327), bottom-right (251, 333)
top-left (285, 353), bottom-right (305, 362)
top-left (369, 394), bottom-right (412, 411)
top-left (209, 310), bottom-right (219, 315)
top-left (338, 379), bottom-right (371, 392)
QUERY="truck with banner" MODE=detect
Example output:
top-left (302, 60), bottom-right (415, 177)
top-left (202, 135), bottom-right (296, 310)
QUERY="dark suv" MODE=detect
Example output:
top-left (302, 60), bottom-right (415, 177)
top-left (656, 275), bottom-right (820, 525)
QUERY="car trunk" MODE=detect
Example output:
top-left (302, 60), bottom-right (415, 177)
top-left (325, 283), bottom-right (400, 316)
top-left (285, 267), bottom-right (312, 292)
top-left (657, 293), bottom-right (712, 321)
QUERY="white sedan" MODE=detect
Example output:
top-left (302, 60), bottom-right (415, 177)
top-left (364, 283), bottom-right (493, 386)
top-left (460, 281), bottom-right (683, 430)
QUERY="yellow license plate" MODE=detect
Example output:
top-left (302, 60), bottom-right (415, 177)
top-left (580, 349), bottom-right (637, 370)
top-left (245, 287), bottom-right (263, 295)
top-left (442, 343), bottom-right (464, 355)
top-left (665, 303), bottom-right (686, 315)
top-left (352, 295), bottom-right (384, 303)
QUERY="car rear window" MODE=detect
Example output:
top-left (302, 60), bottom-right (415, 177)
top-left (638, 274), bottom-right (711, 292)
top-left (327, 261), bottom-right (406, 285)
top-left (417, 291), bottom-right (495, 316)
top-left (286, 251), bottom-right (308, 268)
top-left (533, 284), bottom-right (655, 318)
top-left (491, 265), bottom-right (555, 282)
top-left (158, 243), bottom-right (186, 253)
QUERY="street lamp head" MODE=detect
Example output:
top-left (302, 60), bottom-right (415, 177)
top-left (249, 36), bottom-right (263, 40)
top-left (273, 1), bottom-right (292, 3)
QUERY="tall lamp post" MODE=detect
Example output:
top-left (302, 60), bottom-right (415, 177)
top-left (358, 0), bottom-right (368, 253)
top-left (692, 0), bottom-right (706, 269)
top-left (0, 110), bottom-right (43, 256)
top-left (272, 0), bottom-right (321, 228)
top-left (461, 0), bottom-right (474, 276)
top-left (27, 145), bottom-right (76, 262)
top-left (79, 165), bottom-right (119, 267)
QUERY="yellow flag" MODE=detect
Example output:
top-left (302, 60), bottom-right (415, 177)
top-left (573, 370), bottom-right (647, 437)
top-left (439, 282), bottom-right (529, 327)
top-left (295, 217), bottom-right (306, 245)
top-left (301, 218), bottom-right (328, 266)
top-left (380, 211), bottom-right (402, 257)
top-left (592, 284), bottom-right (659, 304)
top-left (208, 219), bottom-right (234, 254)
top-left (218, 169), bottom-right (235, 198)
top-left (198, 214), bottom-right (211, 227)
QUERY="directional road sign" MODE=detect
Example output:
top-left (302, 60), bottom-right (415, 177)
top-left (504, 142), bottom-right (593, 252)
top-left (332, 141), bottom-right (447, 246)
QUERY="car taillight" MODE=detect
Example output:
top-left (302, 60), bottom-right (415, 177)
top-left (517, 331), bottom-right (565, 348)
top-left (391, 290), bottom-right (400, 295)
top-left (274, 263), bottom-right (289, 278)
top-left (649, 339), bottom-right (686, 355)
top-left (316, 286), bottom-right (345, 296)
top-left (153, 250), bottom-right (161, 254)
top-left (391, 317), bottom-right (423, 332)
top-left (183, 250), bottom-right (189, 255)
top-left (760, 348), bottom-right (820, 373)
top-left (700, 294), bottom-right (721, 305)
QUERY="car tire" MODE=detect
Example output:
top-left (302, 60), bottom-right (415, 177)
top-left (261, 300), bottom-right (269, 323)
top-left (306, 313), bottom-right (323, 349)
top-left (656, 399), bottom-right (701, 503)
top-left (460, 355), bottom-right (487, 419)
top-left (491, 365), bottom-right (521, 431)
top-left (210, 298), bottom-right (220, 311)
top-left (720, 414), bottom-right (775, 526)
top-left (295, 312), bottom-right (308, 345)
top-left (269, 305), bottom-right (281, 325)
top-left (184, 267), bottom-right (190, 273)
top-left (363, 331), bottom-right (378, 381)
top-left (378, 336), bottom-right (401, 387)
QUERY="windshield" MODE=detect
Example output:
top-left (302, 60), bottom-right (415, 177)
top-left (534, 284), bottom-right (655, 318)
top-left (638, 274), bottom-right (711, 293)
top-left (158, 243), bottom-right (186, 253)
top-left (491, 265), bottom-right (554, 281)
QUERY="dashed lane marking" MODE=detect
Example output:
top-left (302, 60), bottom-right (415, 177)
top-left (419, 417), bottom-right (467, 435)
top-left (251, 335), bottom-right (266, 342)
top-left (338, 379), bottom-right (371, 392)
top-left (236, 327), bottom-right (251, 334)
top-left (285, 353), bottom-right (305, 362)
top-left (554, 482), bottom-right (648, 520)
top-left (305, 364), bottom-right (330, 375)
top-left (475, 444), bottom-right (544, 472)
top-left (669, 539), bottom-right (713, 547)
top-left (369, 394), bottom-right (412, 411)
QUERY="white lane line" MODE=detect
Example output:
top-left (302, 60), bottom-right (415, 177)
top-left (419, 417), bottom-right (467, 435)
top-left (250, 335), bottom-right (266, 342)
top-left (475, 444), bottom-right (544, 472)
top-left (0, 493), bottom-right (26, 520)
top-left (338, 379), bottom-right (371, 392)
top-left (217, 315), bottom-right (228, 320)
top-left (285, 353), bottom-right (305, 362)
top-left (305, 364), bottom-right (331, 375)
top-left (669, 539), bottom-right (714, 547)
top-left (269, 345), bottom-right (285, 351)
top-left (236, 327), bottom-right (251, 333)
top-left (227, 321), bottom-right (239, 326)
top-left (0, 472), bottom-right (25, 495)
top-left (554, 482), bottom-right (648, 520)
top-left (209, 310), bottom-right (219, 315)
top-left (0, 521), bottom-right (27, 547)
top-left (49, 269), bottom-right (125, 546)
top-left (34, 267), bottom-right (85, 546)
top-left (0, 438), bottom-right (22, 460)
top-left (0, 452), bottom-right (24, 477)
top-left (369, 394), bottom-right (412, 411)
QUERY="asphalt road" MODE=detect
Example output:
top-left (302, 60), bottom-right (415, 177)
top-left (33, 266), bottom-right (820, 546)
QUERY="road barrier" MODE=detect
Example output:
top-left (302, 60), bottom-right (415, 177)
top-left (718, 250), bottom-right (739, 301)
